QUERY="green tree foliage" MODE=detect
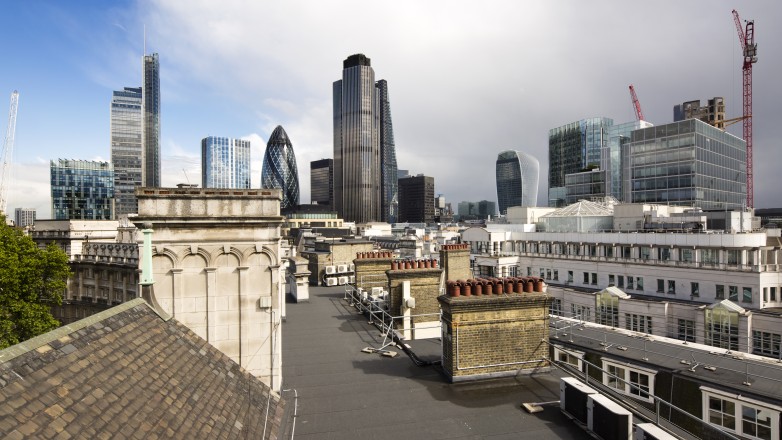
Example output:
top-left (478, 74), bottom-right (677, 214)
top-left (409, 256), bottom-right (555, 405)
top-left (0, 216), bottom-right (71, 349)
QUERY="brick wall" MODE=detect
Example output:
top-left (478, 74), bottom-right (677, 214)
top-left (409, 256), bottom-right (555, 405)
top-left (439, 244), bottom-right (471, 282)
top-left (386, 261), bottom-right (442, 322)
top-left (438, 282), bottom-right (550, 382)
top-left (353, 252), bottom-right (394, 291)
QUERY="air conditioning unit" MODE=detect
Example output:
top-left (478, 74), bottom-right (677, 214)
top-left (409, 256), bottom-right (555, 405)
top-left (326, 277), bottom-right (338, 286)
top-left (560, 377), bottom-right (598, 425)
top-left (338, 276), bottom-right (349, 285)
top-left (348, 263), bottom-right (355, 272)
top-left (634, 423), bottom-right (677, 440)
top-left (371, 287), bottom-right (384, 296)
top-left (349, 275), bottom-right (355, 283)
top-left (337, 264), bottom-right (348, 273)
top-left (325, 266), bottom-right (336, 275)
top-left (587, 394), bottom-right (632, 440)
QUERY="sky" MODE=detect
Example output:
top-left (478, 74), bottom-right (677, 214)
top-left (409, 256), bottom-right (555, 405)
top-left (1, 0), bottom-right (781, 219)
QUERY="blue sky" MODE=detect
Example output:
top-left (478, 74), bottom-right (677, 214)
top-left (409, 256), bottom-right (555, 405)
top-left (2, 1), bottom-right (782, 218)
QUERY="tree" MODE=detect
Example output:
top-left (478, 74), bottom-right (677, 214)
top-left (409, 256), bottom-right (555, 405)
top-left (0, 216), bottom-right (71, 349)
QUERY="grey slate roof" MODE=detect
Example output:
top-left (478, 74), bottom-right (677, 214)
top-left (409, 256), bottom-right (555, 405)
top-left (0, 298), bottom-right (284, 439)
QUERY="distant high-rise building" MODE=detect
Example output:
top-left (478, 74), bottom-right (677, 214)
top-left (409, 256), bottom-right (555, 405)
top-left (14, 208), bottom-right (36, 228)
top-left (110, 86), bottom-right (143, 216)
top-left (261, 126), bottom-right (299, 211)
top-left (310, 159), bottom-right (333, 207)
top-left (333, 54), bottom-right (397, 223)
top-left (376, 80), bottom-right (398, 224)
top-left (624, 119), bottom-right (746, 209)
top-left (496, 150), bottom-right (539, 214)
top-left (201, 136), bottom-right (251, 189)
top-left (398, 174), bottom-right (434, 224)
top-left (50, 159), bottom-right (114, 220)
top-left (457, 200), bottom-right (496, 221)
top-left (142, 53), bottom-right (161, 187)
top-left (673, 97), bottom-right (725, 129)
top-left (548, 117), bottom-right (613, 207)
top-left (602, 120), bottom-right (654, 201)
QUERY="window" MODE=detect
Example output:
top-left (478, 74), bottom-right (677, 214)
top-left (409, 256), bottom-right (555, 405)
top-left (705, 307), bottom-right (739, 351)
top-left (527, 267), bottom-right (532, 276)
top-left (540, 268), bottom-right (545, 279)
top-left (567, 271), bottom-right (573, 283)
top-left (702, 387), bottom-right (779, 440)
top-left (627, 277), bottom-right (634, 290)
top-left (681, 248), bottom-right (694, 263)
top-left (657, 279), bottom-right (664, 293)
top-left (583, 272), bottom-right (589, 284)
top-left (752, 331), bottom-right (781, 358)
top-left (658, 247), bottom-right (671, 261)
top-left (729, 286), bottom-right (738, 301)
top-left (667, 280), bottom-right (676, 294)
top-left (691, 282), bottom-right (700, 297)
top-left (551, 298), bottom-right (562, 316)
top-left (743, 287), bottom-right (752, 303)
top-left (602, 360), bottom-right (656, 402)
top-left (591, 273), bottom-right (597, 285)
top-left (597, 292), bottom-right (619, 327)
top-left (571, 304), bottom-right (591, 321)
top-left (772, 287), bottom-right (778, 302)
top-left (716, 284), bottom-right (725, 300)
top-left (609, 274), bottom-right (615, 286)
top-left (553, 346), bottom-right (583, 370)
top-left (622, 246), bottom-right (632, 259)
top-left (553, 270), bottom-right (559, 281)
top-left (546, 269), bottom-right (551, 280)
top-left (617, 275), bottom-right (625, 288)
top-left (636, 277), bottom-right (644, 290)
top-left (678, 319), bottom-right (696, 342)
top-left (727, 249), bottom-right (740, 265)
top-left (702, 248), bottom-right (718, 264)
top-left (640, 246), bottom-right (651, 260)
top-left (606, 246), bottom-right (614, 258)
top-left (625, 313), bottom-right (652, 334)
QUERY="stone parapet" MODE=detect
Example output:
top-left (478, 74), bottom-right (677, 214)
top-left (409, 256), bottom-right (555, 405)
top-left (437, 279), bottom-right (550, 382)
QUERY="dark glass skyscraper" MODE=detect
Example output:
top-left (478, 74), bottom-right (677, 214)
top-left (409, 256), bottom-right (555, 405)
top-left (110, 87), bottom-right (142, 217)
top-left (398, 174), bottom-right (434, 223)
top-left (333, 54), bottom-right (397, 223)
top-left (142, 53), bottom-right (161, 187)
top-left (201, 136), bottom-right (251, 189)
top-left (310, 158), bottom-right (333, 207)
top-left (50, 159), bottom-right (114, 220)
top-left (496, 150), bottom-right (539, 214)
top-left (261, 125), bottom-right (299, 211)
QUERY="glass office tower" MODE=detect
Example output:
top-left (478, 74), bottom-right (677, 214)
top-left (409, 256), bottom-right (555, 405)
top-left (624, 119), bottom-right (746, 210)
top-left (50, 159), bottom-right (114, 220)
top-left (376, 79), bottom-right (398, 224)
top-left (496, 150), bottom-right (540, 214)
top-left (310, 158), bottom-right (333, 207)
top-left (110, 87), bottom-right (143, 217)
top-left (333, 54), bottom-right (396, 223)
top-left (142, 53), bottom-right (161, 187)
top-left (398, 174), bottom-right (434, 223)
top-left (548, 117), bottom-right (613, 207)
top-left (201, 136), bottom-right (251, 189)
top-left (261, 125), bottom-right (300, 210)
top-left (602, 120), bottom-right (653, 201)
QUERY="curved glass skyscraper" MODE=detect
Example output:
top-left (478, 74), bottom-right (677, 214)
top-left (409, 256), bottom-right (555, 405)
top-left (496, 150), bottom-right (540, 214)
top-left (261, 125), bottom-right (300, 210)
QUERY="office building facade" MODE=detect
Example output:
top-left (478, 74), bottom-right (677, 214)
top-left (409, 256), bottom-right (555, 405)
top-left (14, 208), bottom-right (36, 228)
top-left (602, 120), bottom-right (653, 201)
top-left (398, 174), bottom-right (435, 223)
top-left (496, 150), bottom-right (539, 214)
top-left (333, 54), bottom-right (397, 223)
top-left (142, 53), bottom-right (161, 187)
top-left (624, 119), bottom-right (746, 210)
top-left (457, 200), bottom-right (496, 221)
top-left (673, 97), bottom-right (725, 129)
top-left (110, 87), bottom-right (143, 216)
top-left (565, 169), bottom-right (606, 204)
top-left (261, 125), bottom-right (299, 211)
top-left (201, 136), bottom-right (251, 189)
top-left (548, 117), bottom-right (613, 207)
top-left (376, 79), bottom-right (398, 224)
top-left (310, 158), bottom-right (333, 207)
top-left (50, 159), bottom-right (114, 220)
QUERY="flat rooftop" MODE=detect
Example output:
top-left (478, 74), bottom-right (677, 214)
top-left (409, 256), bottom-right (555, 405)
top-left (279, 286), bottom-right (590, 439)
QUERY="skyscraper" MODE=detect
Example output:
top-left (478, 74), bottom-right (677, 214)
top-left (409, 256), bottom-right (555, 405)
top-left (14, 208), bottom-right (36, 228)
top-left (50, 159), bottom-right (114, 220)
top-left (496, 150), bottom-right (539, 214)
top-left (261, 125), bottom-right (299, 211)
top-left (142, 53), bottom-right (161, 187)
top-left (201, 136), bottom-right (251, 189)
top-left (376, 79), bottom-right (398, 224)
top-left (333, 54), bottom-right (397, 223)
top-left (110, 87), bottom-right (143, 217)
top-left (398, 174), bottom-right (434, 224)
top-left (602, 120), bottom-right (653, 201)
top-left (310, 158), bottom-right (333, 207)
top-left (548, 117), bottom-right (613, 207)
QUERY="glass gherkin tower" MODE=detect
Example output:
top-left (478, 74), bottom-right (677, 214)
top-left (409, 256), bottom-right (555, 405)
top-left (261, 125), bottom-right (300, 210)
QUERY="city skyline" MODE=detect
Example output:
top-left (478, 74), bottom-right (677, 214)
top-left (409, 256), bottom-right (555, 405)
top-left (2, 1), bottom-right (782, 218)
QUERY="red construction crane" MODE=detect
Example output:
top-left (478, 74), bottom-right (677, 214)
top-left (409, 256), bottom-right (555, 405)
top-left (732, 9), bottom-right (758, 208)
top-left (628, 85), bottom-right (644, 122)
